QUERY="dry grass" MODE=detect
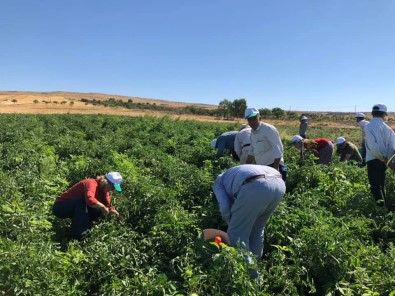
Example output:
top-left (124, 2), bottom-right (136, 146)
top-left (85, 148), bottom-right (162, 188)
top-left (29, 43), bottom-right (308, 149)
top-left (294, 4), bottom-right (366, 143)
top-left (1, 91), bottom-right (393, 129)
top-left (0, 91), bottom-right (224, 122)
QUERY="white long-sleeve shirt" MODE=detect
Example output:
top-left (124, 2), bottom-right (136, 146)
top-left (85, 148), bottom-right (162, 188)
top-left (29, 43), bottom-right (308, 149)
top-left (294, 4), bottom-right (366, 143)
top-left (250, 122), bottom-right (284, 165)
top-left (365, 117), bottom-right (395, 162)
top-left (357, 119), bottom-right (369, 143)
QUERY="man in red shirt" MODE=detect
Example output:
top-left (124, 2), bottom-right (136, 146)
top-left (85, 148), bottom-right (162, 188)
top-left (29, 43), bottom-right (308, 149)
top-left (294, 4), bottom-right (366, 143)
top-left (52, 172), bottom-right (123, 239)
top-left (291, 135), bottom-right (334, 165)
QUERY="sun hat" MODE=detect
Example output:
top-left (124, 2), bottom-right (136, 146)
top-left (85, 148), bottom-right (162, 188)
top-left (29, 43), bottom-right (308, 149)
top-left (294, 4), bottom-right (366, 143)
top-left (244, 108), bottom-right (259, 119)
top-left (105, 172), bottom-right (123, 192)
top-left (336, 137), bottom-right (346, 146)
top-left (211, 138), bottom-right (217, 148)
top-left (372, 104), bottom-right (387, 113)
top-left (355, 112), bottom-right (365, 118)
top-left (291, 135), bottom-right (303, 144)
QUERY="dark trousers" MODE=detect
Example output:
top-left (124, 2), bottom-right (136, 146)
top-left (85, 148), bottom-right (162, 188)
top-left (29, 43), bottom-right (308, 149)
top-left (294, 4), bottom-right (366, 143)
top-left (231, 150), bottom-right (240, 162)
top-left (52, 198), bottom-right (102, 239)
top-left (367, 159), bottom-right (387, 202)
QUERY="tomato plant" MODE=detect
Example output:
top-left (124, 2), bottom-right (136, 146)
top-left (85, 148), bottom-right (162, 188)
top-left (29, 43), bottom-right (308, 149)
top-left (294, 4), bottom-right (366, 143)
top-left (0, 114), bottom-right (394, 295)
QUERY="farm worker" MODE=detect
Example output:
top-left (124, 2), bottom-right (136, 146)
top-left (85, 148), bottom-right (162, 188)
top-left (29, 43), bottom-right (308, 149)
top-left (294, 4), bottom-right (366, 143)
top-left (234, 124), bottom-right (253, 164)
top-left (355, 112), bottom-right (370, 162)
top-left (290, 135), bottom-right (334, 165)
top-left (52, 172), bottom-right (123, 240)
top-left (299, 115), bottom-right (309, 139)
top-left (244, 107), bottom-right (288, 181)
top-left (211, 131), bottom-right (239, 161)
top-left (335, 137), bottom-right (363, 165)
top-left (213, 164), bottom-right (286, 278)
top-left (364, 104), bottom-right (395, 206)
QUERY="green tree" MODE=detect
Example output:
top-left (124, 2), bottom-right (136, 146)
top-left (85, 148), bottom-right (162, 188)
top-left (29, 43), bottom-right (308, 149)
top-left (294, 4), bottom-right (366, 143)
top-left (272, 107), bottom-right (285, 119)
top-left (231, 98), bottom-right (247, 118)
top-left (218, 99), bottom-right (232, 119)
top-left (260, 108), bottom-right (272, 118)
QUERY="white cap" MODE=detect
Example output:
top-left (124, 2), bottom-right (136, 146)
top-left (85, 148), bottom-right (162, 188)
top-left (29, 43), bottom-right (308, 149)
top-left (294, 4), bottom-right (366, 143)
top-left (300, 116), bottom-right (307, 120)
top-left (105, 172), bottom-right (123, 192)
top-left (211, 138), bottom-right (217, 148)
top-left (291, 135), bottom-right (303, 144)
top-left (355, 112), bottom-right (365, 118)
top-left (372, 104), bottom-right (387, 113)
top-left (244, 107), bottom-right (259, 119)
top-left (336, 137), bottom-right (346, 146)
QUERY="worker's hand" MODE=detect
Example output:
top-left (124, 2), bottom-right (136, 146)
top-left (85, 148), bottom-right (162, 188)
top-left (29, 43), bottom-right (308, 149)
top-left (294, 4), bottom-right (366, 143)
top-left (101, 206), bottom-right (110, 215)
top-left (110, 208), bottom-right (120, 217)
top-left (109, 208), bottom-right (125, 223)
top-left (388, 161), bottom-right (395, 171)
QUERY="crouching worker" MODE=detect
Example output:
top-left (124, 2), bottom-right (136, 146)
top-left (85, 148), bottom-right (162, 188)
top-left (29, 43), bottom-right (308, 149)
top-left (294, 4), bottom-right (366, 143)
top-left (52, 172), bottom-right (123, 240)
top-left (213, 165), bottom-right (286, 279)
top-left (335, 137), bottom-right (363, 165)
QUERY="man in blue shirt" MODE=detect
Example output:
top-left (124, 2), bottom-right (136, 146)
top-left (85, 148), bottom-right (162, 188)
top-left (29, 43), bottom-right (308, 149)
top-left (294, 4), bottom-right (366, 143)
top-left (213, 164), bottom-right (286, 277)
top-left (212, 131), bottom-right (239, 160)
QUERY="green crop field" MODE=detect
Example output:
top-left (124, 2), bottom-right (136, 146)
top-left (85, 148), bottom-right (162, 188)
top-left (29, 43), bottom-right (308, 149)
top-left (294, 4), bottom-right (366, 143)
top-left (1, 114), bottom-right (394, 295)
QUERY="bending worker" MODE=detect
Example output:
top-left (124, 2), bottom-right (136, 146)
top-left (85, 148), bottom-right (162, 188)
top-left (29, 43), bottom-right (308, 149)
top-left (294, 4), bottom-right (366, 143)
top-left (213, 164), bottom-right (286, 277)
top-left (335, 137), bottom-right (363, 164)
top-left (291, 135), bottom-right (334, 165)
top-left (234, 124), bottom-right (252, 164)
top-left (212, 131), bottom-right (239, 161)
top-left (52, 172), bottom-right (123, 240)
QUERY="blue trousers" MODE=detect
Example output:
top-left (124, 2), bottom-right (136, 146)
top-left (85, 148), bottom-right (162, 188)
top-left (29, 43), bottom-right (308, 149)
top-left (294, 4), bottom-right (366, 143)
top-left (52, 198), bottom-right (102, 239)
top-left (228, 177), bottom-right (285, 260)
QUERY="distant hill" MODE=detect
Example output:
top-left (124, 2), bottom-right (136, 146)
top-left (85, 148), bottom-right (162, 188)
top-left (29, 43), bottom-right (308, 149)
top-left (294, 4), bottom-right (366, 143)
top-left (1, 91), bottom-right (393, 128)
top-left (0, 91), bottom-right (222, 121)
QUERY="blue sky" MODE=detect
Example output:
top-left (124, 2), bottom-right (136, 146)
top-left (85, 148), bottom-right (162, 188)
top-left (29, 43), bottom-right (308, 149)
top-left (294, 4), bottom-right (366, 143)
top-left (1, 0), bottom-right (394, 112)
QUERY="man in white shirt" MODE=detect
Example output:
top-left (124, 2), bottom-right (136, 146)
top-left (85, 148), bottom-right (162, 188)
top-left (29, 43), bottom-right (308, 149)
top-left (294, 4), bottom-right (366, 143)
top-left (234, 124), bottom-right (252, 164)
top-left (365, 104), bottom-right (395, 206)
top-left (355, 112), bottom-right (369, 162)
top-left (244, 107), bottom-right (287, 180)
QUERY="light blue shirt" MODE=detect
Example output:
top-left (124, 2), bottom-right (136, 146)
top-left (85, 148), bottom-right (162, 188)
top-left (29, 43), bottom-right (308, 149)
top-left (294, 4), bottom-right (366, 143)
top-left (216, 131), bottom-right (238, 157)
top-left (213, 165), bottom-right (281, 223)
top-left (365, 117), bottom-right (395, 162)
